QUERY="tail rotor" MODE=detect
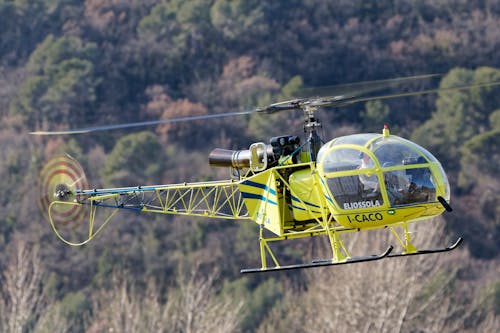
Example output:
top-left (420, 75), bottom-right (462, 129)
top-left (38, 154), bottom-right (88, 229)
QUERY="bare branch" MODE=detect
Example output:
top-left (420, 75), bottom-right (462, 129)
top-left (0, 239), bottom-right (45, 333)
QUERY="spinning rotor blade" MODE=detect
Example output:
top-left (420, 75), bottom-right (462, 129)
top-left (252, 78), bottom-right (500, 112)
top-left (322, 79), bottom-right (500, 108)
top-left (37, 154), bottom-right (88, 228)
top-left (298, 73), bottom-right (441, 100)
top-left (30, 110), bottom-right (256, 135)
top-left (29, 74), bottom-right (500, 135)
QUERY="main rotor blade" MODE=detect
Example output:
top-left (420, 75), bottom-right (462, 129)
top-left (326, 79), bottom-right (500, 107)
top-left (298, 73), bottom-right (441, 99)
top-left (257, 79), bottom-right (500, 113)
top-left (30, 74), bottom-right (440, 135)
top-left (29, 75), bottom-right (500, 136)
top-left (30, 109), bottom-right (257, 135)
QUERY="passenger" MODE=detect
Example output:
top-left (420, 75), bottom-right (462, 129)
top-left (358, 152), bottom-right (379, 193)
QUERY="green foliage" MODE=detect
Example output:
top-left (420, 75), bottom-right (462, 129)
top-left (244, 278), bottom-right (283, 331)
top-left (0, 0), bottom-right (69, 64)
top-left (222, 277), bottom-right (283, 332)
top-left (416, 268), bottom-right (456, 304)
top-left (210, 0), bottom-right (266, 41)
top-left (489, 109), bottom-right (500, 129)
top-left (138, 0), bottom-right (211, 35)
top-left (247, 75), bottom-right (303, 140)
top-left (459, 129), bottom-right (500, 189)
top-left (100, 131), bottom-right (164, 186)
top-left (53, 138), bottom-right (83, 160)
top-left (93, 249), bottom-right (114, 288)
top-left (463, 280), bottom-right (500, 328)
top-left (26, 35), bottom-right (97, 75)
top-left (32, 301), bottom-right (70, 333)
top-left (136, 0), bottom-right (217, 83)
top-left (361, 100), bottom-right (390, 132)
top-left (495, 280), bottom-right (500, 315)
top-left (0, 130), bottom-right (33, 242)
top-left (412, 67), bottom-right (500, 171)
top-left (59, 291), bottom-right (89, 331)
top-left (234, 221), bottom-right (259, 257)
top-left (12, 35), bottom-right (99, 128)
top-left (280, 75), bottom-right (304, 100)
top-left (137, 3), bottom-right (177, 36)
top-left (177, 219), bottom-right (207, 253)
top-left (458, 129), bottom-right (500, 253)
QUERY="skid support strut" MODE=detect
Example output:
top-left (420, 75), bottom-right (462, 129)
top-left (388, 222), bottom-right (463, 258)
top-left (241, 224), bottom-right (393, 274)
top-left (326, 222), bottom-right (350, 263)
top-left (389, 222), bottom-right (417, 254)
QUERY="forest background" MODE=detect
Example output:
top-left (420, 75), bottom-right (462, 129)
top-left (0, 0), bottom-right (499, 332)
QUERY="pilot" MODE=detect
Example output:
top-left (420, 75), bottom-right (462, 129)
top-left (406, 167), bottom-right (435, 203)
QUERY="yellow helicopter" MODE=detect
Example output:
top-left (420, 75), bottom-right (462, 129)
top-left (33, 75), bottom-right (499, 273)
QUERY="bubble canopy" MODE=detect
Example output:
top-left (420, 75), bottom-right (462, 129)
top-left (317, 133), bottom-right (450, 211)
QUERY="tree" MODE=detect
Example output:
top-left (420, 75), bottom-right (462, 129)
top-left (0, 240), bottom-right (44, 333)
top-left (135, 0), bottom-right (219, 85)
top-left (100, 131), bottom-right (164, 186)
top-left (144, 85), bottom-right (210, 148)
top-left (257, 221), bottom-right (498, 333)
top-left (210, 0), bottom-right (267, 42)
top-left (0, 0), bottom-right (72, 64)
top-left (11, 35), bottom-right (99, 130)
top-left (89, 267), bottom-right (243, 333)
top-left (361, 100), bottom-right (390, 132)
top-left (454, 129), bottom-right (500, 258)
top-left (412, 67), bottom-right (500, 173)
top-left (459, 130), bottom-right (500, 190)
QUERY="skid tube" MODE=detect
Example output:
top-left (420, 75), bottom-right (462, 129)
top-left (240, 246), bottom-right (393, 274)
top-left (240, 237), bottom-right (463, 274)
top-left (387, 237), bottom-right (463, 258)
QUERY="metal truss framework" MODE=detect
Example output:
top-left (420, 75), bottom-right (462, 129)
top-left (48, 180), bottom-right (251, 246)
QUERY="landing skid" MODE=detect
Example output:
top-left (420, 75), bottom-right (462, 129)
top-left (240, 237), bottom-right (463, 274)
top-left (240, 246), bottom-right (393, 274)
top-left (387, 237), bottom-right (463, 258)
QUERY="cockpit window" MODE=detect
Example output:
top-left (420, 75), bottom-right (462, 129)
top-left (321, 148), bottom-right (383, 210)
top-left (327, 175), bottom-right (383, 210)
top-left (317, 133), bottom-right (448, 210)
top-left (384, 167), bottom-right (436, 206)
top-left (371, 138), bottom-right (428, 167)
top-left (330, 134), bottom-right (378, 147)
top-left (321, 148), bottom-right (365, 173)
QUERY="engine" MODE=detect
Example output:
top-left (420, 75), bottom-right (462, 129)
top-left (208, 135), bottom-right (301, 169)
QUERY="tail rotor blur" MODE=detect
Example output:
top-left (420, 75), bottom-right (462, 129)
top-left (38, 154), bottom-right (88, 229)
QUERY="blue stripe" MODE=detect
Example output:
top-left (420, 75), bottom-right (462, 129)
top-left (77, 185), bottom-right (161, 195)
top-left (324, 195), bottom-right (334, 204)
top-left (241, 192), bottom-right (277, 206)
top-left (81, 202), bottom-right (143, 212)
top-left (241, 180), bottom-right (276, 195)
top-left (291, 204), bottom-right (321, 214)
top-left (319, 177), bottom-right (334, 203)
top-left (291, 195), bottom-right (321, 208)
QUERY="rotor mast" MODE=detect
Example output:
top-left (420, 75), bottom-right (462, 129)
top-left (303, 105), bottom-right (322, 162)
top-left (260, 99), bottom-right (325, 163)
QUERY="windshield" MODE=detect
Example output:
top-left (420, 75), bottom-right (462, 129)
top-left (318, 133), bottom-right (448, 210)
